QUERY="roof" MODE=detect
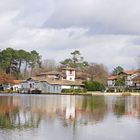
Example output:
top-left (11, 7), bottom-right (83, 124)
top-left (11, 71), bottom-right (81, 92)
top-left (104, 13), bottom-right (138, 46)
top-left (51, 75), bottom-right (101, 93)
top-left (62, 67), bottom-right (75, 70)
top-left (108, 75), bottom-right (117, 80)
top-left (41, 77), bottom-right (83, 86)
top-left (12, 80), bottom-right (25, 84)
top-left (26, 77), bottom-right (83, 86)
top-left (26, 77), bottom-right (42, 82)
top-left (108, 70), bottom-right (138, 80)
top-left (123, 70), bottom-right (137, 75)
top-left (36, 71), bottom-right (61, 76)
top-left (47, 79), bottom-right (84, 86)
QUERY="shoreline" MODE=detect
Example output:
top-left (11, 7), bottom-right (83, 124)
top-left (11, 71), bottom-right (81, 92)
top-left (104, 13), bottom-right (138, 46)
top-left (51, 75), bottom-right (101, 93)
top-left (89, 92), bottom-right (140, 96)
top-left (0, 92), bottom-right (140, 96)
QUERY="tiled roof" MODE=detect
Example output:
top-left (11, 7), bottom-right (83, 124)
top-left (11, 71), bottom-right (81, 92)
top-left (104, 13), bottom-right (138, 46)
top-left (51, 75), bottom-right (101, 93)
top-left (107, 75), bottom-right (117, 80)
top-left (27, 77), bottom-right (84, 86)
top-left (36, 71), bottom-right (61, 76)
top-left (41, 78), bottom-right (84, 86)
top-left (36, 71), bottom-right (66, 78)
top-left (12, 80), bottom-right (25, 84)
top-left (62, 67), bottom-right (75, 70)
top-left (108, 70), bottom-right (138, 80)
top-left (27, 77), bottom-right (41, 81)
top-left (123, 70), bottom-right (137, 75)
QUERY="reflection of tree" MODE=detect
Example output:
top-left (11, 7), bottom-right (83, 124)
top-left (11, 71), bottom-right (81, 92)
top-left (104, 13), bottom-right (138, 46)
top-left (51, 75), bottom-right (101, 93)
top-left (79, 96), bottom-right (107, 123)
top-left (0, 106), bottom-right (18, 129)
top-left (113, 97), bottom-right (140, 119)
top-left (133, 97), bottom-right (140, 120)
top-left (0, 106), bottom-right (41, 129)
top-left (114, 98), bottom-right (125, 117)
top-left (0, 97), bottom-right (41, 130)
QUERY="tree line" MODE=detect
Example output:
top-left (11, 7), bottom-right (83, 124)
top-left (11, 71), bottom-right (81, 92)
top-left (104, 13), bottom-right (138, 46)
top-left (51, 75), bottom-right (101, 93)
top-left (0, 48), bottom-right (139, 88)
top-left (0, 48), bottom-right (108, 86)
top-left (0, 48), bottom-right (41, 79)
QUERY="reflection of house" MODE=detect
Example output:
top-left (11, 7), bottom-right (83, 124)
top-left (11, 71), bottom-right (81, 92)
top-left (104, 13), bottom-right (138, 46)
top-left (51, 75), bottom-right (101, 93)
top-left (107, 70), bottom-right (140, 89)
top-left (21, 67), bottom-right (84, 93)
top-left (65, 96), bottom-right (75, 119)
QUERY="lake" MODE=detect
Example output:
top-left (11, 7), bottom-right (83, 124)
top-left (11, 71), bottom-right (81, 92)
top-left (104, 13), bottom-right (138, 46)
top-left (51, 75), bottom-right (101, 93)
top-left (0, 94), bottom-right (140, 140)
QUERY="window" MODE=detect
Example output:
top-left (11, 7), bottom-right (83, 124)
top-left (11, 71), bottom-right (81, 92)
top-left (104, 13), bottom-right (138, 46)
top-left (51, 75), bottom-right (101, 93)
top-left (53, 86), bottom-right (55, 91)
top-left (43, 83), bottom-right (46, 88)
top-left (70, 70), bottom-right (73, 74)
top-left (48, 86), bottom-right (50, 92)
top-left (30, 83), bottom-right (32, 88)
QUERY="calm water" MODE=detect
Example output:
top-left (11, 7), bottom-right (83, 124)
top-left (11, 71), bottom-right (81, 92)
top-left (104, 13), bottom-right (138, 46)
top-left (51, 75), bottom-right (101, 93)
top-left (0, 94), bottom-right (140, 140)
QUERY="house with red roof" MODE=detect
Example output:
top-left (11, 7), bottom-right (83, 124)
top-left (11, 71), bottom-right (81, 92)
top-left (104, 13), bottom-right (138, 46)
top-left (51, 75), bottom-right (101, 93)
top-left (107, 70), bottom-right (140, 89)
top-left (107, 75), bottom-right (117, 87)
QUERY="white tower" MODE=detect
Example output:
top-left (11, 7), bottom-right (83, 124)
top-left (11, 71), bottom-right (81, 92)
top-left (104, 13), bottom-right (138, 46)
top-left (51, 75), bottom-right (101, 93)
top-left (63, 67), bottom-right (75, 81)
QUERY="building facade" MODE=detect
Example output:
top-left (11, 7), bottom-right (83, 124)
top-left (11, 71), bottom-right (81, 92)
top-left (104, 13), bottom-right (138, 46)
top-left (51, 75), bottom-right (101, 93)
top-left (107, 70), bottom-right (140, 90)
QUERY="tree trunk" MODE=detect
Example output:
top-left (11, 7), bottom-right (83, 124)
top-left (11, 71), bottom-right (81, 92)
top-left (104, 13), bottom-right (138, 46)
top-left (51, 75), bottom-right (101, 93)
top-left (24, 61), bottom-right (28, 78)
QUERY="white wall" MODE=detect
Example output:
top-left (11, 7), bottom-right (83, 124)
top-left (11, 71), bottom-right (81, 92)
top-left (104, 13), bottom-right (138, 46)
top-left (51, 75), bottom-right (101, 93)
top-left (107, 80), bottom-right (115, 86)
top-left (61, 85), bottom-right (72, 89)
top-left (61, 85), bottom-right (81, 89)
top-left (13, 84), bottom-right (22, 91)
top-left (66, 70), bottom-right (75, 81)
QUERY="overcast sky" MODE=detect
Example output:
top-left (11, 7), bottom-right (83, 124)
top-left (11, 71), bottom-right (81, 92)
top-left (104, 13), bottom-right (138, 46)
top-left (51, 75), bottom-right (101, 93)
top-left (0, 0), bottom-right (140, 70)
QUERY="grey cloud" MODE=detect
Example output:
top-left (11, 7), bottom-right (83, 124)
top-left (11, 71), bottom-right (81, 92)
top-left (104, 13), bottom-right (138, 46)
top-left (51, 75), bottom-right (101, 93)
top-left (44, 0), bottom-right (140, 35)
top-left (0, 0), bottom-right (139, 70)
top-left (131, 37), bottom-right (140, 45)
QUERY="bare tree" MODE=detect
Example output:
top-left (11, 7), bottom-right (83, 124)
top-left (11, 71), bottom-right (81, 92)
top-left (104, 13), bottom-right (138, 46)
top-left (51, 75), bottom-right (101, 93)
top-left (85, 63), bottom-right (108, 85)
top-left (42, 59), bottom-right (57, 72)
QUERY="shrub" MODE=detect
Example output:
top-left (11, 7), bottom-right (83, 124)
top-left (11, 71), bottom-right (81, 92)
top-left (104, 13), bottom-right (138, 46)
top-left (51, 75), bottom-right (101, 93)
top-left (83, 81), bottom-right (105, 91)
top-left (61, 89), bottom-right (87, 93)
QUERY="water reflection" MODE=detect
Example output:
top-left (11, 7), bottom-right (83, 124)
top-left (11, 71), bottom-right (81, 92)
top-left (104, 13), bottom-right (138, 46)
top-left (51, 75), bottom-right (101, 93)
top-left (104, 96), bottom-right (140, 118)
top-left (0, 95), bottom-right (140, 140)
top-left (0, 95), bottom-right (140, 129)
top-left (0, 96), bottom-right (41, 129)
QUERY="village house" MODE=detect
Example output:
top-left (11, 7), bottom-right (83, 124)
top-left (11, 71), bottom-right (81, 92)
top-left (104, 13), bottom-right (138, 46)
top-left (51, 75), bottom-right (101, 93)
top-left (21, 67), bottom-right (84, 94)
top-left (21, 77), bottom-right (61, 94)
top-left (107, 75), bottom-right (117, 87)
top-left (107, 70), bottom-right (140, 90)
